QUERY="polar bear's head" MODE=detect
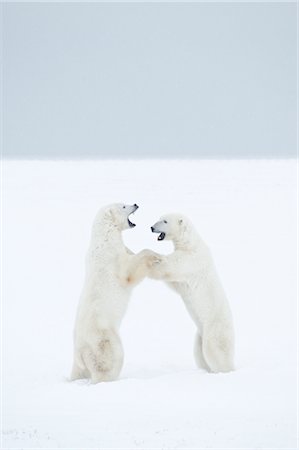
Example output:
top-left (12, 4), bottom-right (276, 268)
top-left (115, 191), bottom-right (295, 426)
top-left (99, 203), bottom-right (139, 231)
top-left (151, 213), bottom-right (189, 241)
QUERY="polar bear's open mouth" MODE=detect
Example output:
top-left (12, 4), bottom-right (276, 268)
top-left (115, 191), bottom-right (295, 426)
top-left (151, 224), bottom-right (166, 241)
top-left (127, 205), bottom-right (139, 228)
top-left (128, 216), bottom-right (136, 228)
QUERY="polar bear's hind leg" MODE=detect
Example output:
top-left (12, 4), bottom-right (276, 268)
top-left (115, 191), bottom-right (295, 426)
top-left (194, 333), bottom-right (210, 372)
top-left (202, 325), bottom-right (234, 373)
top-left (83, 330), bottom-right (124, 383)
top-left (70, 361), bottom-right (89, 381)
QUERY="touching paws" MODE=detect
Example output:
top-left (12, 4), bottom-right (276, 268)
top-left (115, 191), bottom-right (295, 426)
top-left (138, 249), bottom-right (163, 267)
top-left (147, 254), bottom-right (162, 267)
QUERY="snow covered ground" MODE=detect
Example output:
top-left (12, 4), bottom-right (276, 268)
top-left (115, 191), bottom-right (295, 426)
top-left (2, 159), bottom-right (297, 449)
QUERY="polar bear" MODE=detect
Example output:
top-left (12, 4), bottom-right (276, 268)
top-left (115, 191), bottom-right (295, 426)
top-left (70, 203), bottom-right (157, 383)
top-left (149, 213), bottom-right (235, 373)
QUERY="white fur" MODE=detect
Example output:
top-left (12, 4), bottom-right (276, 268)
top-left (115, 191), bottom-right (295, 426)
top-left (70, 203), bottom-right (156, 383)
top-left (149, 213), bottom-right (235, 373)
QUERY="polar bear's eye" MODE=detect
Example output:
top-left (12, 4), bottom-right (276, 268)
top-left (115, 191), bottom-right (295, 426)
top-left (163, 220), bottom-right (167, 224)
top-left (123, 206), bottom-right (126, 209)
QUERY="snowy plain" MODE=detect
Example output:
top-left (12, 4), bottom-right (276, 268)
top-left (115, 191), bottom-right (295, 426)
top-left (2, 159), bottom-right (297, 449)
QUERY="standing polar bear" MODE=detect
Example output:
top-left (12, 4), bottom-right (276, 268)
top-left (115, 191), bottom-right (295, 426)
top-left (150, 213), bottom-right (235, 373)
top-left (71, 203), bottom-right (156, 383)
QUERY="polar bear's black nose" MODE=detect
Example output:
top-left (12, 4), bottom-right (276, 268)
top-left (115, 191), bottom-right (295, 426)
top-left (134, 203), bottom-right (138, 208)
top-left (151, 226), bottom-right (155, 232)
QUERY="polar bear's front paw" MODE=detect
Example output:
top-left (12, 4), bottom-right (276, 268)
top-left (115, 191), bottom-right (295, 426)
top-left (146, 253), bottom-right (163, 267)
top-left (138, 249), bottom-right (163, 267)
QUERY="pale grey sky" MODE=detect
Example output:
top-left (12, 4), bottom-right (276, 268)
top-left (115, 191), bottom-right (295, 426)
top-left (3, 2), bottom-right (297, 159)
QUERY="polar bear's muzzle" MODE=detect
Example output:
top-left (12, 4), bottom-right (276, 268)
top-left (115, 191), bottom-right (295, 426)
top-left (151, 223), bottom-right (166, 241)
